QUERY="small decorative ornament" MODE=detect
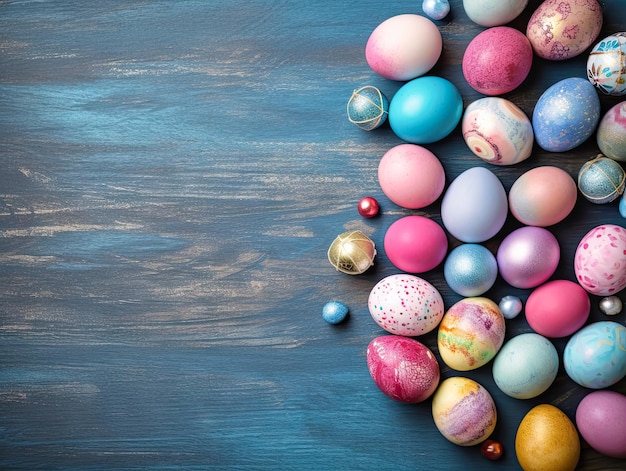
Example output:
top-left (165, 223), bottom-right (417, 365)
top-left (327, 230), bottom-right (376, 275)
top-left (357, 196), bottom-right (379, 218)
top-left (346, 86), bottom-right (388, 131)
top-left (621, 193), bottom-right (626, 218)
top-left (577, 154), bottom-right (626, 204)
top-left (599, 296), bottom-right (623, 316)
top-left (422, 0), bottom-right (450, 21)
top-left (481, 439), bottom-right (504, 460)
top-left (322, 301), bottom-right (349, 324)
top-left (587, 32), bottom-right (626, 96)
top-left (499, 295), bottom-right (523, 319)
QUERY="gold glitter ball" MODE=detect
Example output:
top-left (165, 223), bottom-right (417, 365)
top-left (327, 230), bottom-right (376, 275)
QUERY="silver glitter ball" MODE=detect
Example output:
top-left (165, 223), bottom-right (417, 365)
top-left (599, 296), bottom-right (623, 316)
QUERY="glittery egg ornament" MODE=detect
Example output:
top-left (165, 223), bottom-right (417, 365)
top-left (587, 33), bottom-right (626, 96)
top-left (443, 243), bottom-right (498, 297)
top-left (577, 155), bottom-right (626, 204)
top-left (597, 101), bottom-right (626, 162)
top-left (346, 86), bottom-right (389, 131)
top-left (327, 230), bottom-right (376, 275)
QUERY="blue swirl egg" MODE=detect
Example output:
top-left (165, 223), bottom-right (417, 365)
top-left (443, 243), bottom-right (498, 297)
top-left (532, 77), bottom-right (601, 152)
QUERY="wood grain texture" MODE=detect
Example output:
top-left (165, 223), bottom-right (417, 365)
top-left (0, 0), bottom-right (625, 469)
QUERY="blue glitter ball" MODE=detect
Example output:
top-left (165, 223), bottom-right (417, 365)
top-left (347, 85), bottom-right (389, 131)
top-left (578, 155), bottom-right (626, 204)
top-left (443, 243), bottom-right (498, 297)
top-left (499, 295), bottom-right (523, 320)
top-left (322, 301), bottom-right (349, 324)
top-left (422, 0), bottom-right (450, 21)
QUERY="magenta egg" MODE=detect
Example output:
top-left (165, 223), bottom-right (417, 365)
top-left (384, 215), bottom-right (448, 273)
top-left (462, 26), bottom-right (533, 95)
top-left (525, 280), bottom-right (590, 338)
top-left (367, 335), bottom-right (440, 403)
top-left (496, 226), bottom-right (560, 289)
top-left (576, 390), bottom-right (626, 459)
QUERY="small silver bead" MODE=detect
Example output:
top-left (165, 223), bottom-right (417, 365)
top-left (499, 295), bottom-right (523, 320)
top-left (599, 296), bottom-right (623, 316)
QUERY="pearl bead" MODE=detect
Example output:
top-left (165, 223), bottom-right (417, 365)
top-left (322, 301), bottom-right (349, 324)
top-left (499, 295), bottom-right (523, 319)
top-left (481, 439), bottom-right (503, 460)
top-left (422, 0), bottom-right (450, 21)
top-left (357, 196), bottom-right (379, 218)
top-left (599, 296), bottom-right (623, 316)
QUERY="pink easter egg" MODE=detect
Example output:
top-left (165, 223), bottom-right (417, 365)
top-left (378, 144), bottom-right (445, 209)
top-left (576, 390), bottom-right (626, 459)
top-left (462, 26), bottom-right (533, 95)
top-left (575, 224), bottom-right (626, 296)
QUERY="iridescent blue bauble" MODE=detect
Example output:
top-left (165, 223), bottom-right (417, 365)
top-left (322, 301), bottom-right (349, 324)
top-left (443, 243), bottom-right (497, 297)
top-left (499, 295), bottom-right (523, 320)
top-left (578, 155), bottom-right (626, 204)
top-left (422, 0), bottom-right (450, 21)
top-left (347, 86), bottom-right (389, 131)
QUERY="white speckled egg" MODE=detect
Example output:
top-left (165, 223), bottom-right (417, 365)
top-left (587, 32), bottom-right (626, 96)
top-left (597, 101), bottom-right (626, 162)
top-left (462, 97), bottom-right (534, 165)
top-left (463, 0), bottom-right (528, 27)
top-left (368, 274), bottom-right (445, 336)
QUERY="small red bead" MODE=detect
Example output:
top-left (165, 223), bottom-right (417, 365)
top-left (481, 439), bottom-right (503, 460)
top-left (357, 196), bottom-right (379, 218)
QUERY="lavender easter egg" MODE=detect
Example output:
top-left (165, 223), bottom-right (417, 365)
top-left (462, 97), bottom-right (534, 165)
top-left (532, 77), bottom-right (601, 152)
top-left (367, 335), bottom-right (440, 403)
top-left (597, 101), bottom-right (626, 162)
top-left (587, 32), bottom-right (626, 96)
top-left (576, 390), bottom-right (626, 458)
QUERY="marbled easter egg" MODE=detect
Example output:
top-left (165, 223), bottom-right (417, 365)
top-left (587, 32), bottom-right (626, 96)
top-left (597, 101), bottom-right (626, 162)
top-left (527, 0), bottom-right (603, 61)
top-left (462, 97), bottom-right (534, 165)
top-left (437, 297), bottom-right (506, 371)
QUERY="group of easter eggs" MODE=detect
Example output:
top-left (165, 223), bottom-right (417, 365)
top-left (334, 1), bottom-right (626, 470)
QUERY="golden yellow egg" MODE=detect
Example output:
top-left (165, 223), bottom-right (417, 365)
top-left (515, 404), bottom-right (580, 471)
top-left (327, 230), bottom-right (376, 275)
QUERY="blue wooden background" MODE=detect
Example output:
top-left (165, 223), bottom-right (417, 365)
top-left (1, 0), bottom-right (625, 469)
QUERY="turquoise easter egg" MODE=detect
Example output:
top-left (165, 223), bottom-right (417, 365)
top-left (347, 85), bottom-right (389, 131)
top-left (577, 155), bottom-right (626, 204)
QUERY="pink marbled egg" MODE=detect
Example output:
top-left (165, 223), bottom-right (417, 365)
top-left (575, 224), bottom-right (626, 296)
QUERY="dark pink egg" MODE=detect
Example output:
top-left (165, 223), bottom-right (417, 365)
top-left (462, 26), bottom-right (533, 95)
top-left (366, 335), bottom-right (440, 403)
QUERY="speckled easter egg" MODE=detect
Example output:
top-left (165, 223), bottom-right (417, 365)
top-left (525, 280), bottom-right (590, 338)
top-left (346, 85), bottom-right (389, 131)
top-left (368, 274), bottom-right (445, 336)
top-left (527, 0), bottom-right (603, 61)
top-left (509, 166), bottom-right (577, 227)
top-left (577, 155), bottom-right (626, 204)
top-left (437, 297), bottom-right (506, 371)
top-left (493, 333), bottom-right (559, 399)
top-left (365, 14), bottom-right (442, 81)
top-left (576, 390), bottom-right (626, 459)
top-left (574, 224), bottom-right (626, 296)
top-left (564, 321), bottom-right (626, 389)
top-left (432, 377), bottom-right (497, 446)
top-left (378, 144), bottom-right (445, 209)
top-left (587, 32), bottom-right (626, 96)
top-left (462, 27), bottom-right (533, 96)
top-left (441, 167), bottom-right (508, 243)
top-left (532, 77), bottom-right (601, 152)
top-left (496, 226), bottom-right (560, 289)
top-left (597, 101), bottom-right (626, 161)
top-left (367, 335), bottom-right (440, 403)
top-left (462, 97), bottom-right (534, 165)
top-left (444, 244), bottom-right (498, 297)
top-left (384, 215), bottom-right (448, 273)
top-left (463, 0), bottom-right (528, 27)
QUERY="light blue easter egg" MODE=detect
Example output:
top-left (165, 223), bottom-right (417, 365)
top-left (620, 193), bottom-right (626, 218)
top-left (322, 301), bottom-right (349, 324)
top-left (443, 243), bottom-right (498, 297)
top-left (493, 333), bottom-right (559, 399)
top-left (564, 321), bottom-right (626, 389)
top-left (532, 77), bottom-right (601, 152)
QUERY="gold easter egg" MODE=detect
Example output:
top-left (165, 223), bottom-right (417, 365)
top-left (327, 230), bottom-right (376, 275)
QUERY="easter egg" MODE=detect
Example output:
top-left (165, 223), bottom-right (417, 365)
top-left (525, 280), bottom-right (590, 338)
top-left (365, 14), bottom-right (442, 81)
top-left (492, 333), bottom-right (559, 399)
top-left (377, 144), bottom-right (445, 209)
top-left (422, 0), bottom-right (450, 21)
top-left (443, 243), bottom-right (498, 297)
top-left (509, 166), bottom-right (577, 226)
top-left (527, 0), bottom-right (603, 61)
top-left (441, 167), bottom-right (508, 243)
top-left (577, 155), bottom-right (626, 204)
top-left (462, 27), bottom-right (533, 96)
top-left (574, 224), bottom-right (626, 296)
top-left (597, 101), bottom-right (626, 162)
top-left (327, 230), bottom-right (376, 275)
top-left (496, 226), bottom-right (560, 289)
top-left (462, 0), bottom-right (528, 27)
top-left (437, 297), bottom-right (506, 371)
top-left (532, 77), bottom-right (601, 152)
top-left (576, 390), bottom-right (626, 459)
top-left (346, 85), bottom-right (389, 131)
top-left (515, 404), bottom-right (580, 471)
top-left (384, 215), bottom-right (448, 273)
top-left (564, 321), bottom-right (626, 389)
top-left (368, 274), bottom-right (445, 336)
top-left (388, 76), bottom-right (463, 144)
top-left (366, 335), bottom-right (440, 403)
top-left (432, 377), bottom-right (497, 446)
top-left (587, 32), bottom-right (626, 96)
top-left (462, 97), bottom-right (534, 165)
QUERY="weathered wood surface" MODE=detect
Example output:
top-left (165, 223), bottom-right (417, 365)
top-left (0, 0), bottom-right (625, 469)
